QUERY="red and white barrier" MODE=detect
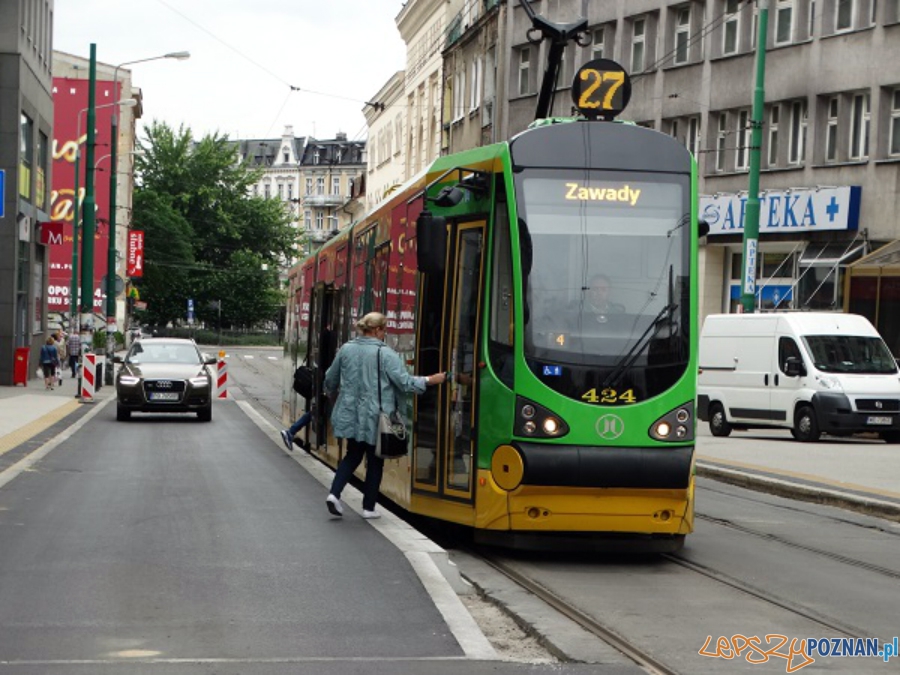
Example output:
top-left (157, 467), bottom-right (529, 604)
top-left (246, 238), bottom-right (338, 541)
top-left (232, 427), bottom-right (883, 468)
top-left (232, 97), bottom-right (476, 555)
top-left (216, 351), bottom-right (228, 399)
top-left (81, 353), bottom-right (96, 401)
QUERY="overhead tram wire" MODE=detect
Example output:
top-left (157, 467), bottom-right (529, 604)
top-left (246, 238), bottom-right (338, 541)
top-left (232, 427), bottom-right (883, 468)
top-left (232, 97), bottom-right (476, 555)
top-left (154, 0), bottom-right (378, 109)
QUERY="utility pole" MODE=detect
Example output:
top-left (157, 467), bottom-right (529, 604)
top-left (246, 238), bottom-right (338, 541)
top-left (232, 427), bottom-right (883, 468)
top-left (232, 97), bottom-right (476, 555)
top-left (69, 132), bottom-right (81, 331)
top-left (80, 44), bottom-right (98, 376)
top-left (740, 0), bottom-right (769, 313)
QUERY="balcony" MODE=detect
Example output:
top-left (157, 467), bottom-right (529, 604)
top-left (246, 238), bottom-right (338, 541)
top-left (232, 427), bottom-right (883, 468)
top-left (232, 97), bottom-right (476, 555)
top-left (302, 194), bottom-right (346, 207)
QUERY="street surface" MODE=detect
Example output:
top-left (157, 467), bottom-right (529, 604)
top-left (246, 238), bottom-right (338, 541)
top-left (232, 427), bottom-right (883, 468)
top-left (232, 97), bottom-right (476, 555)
top-left (0, 346), bottom-right (897, 674)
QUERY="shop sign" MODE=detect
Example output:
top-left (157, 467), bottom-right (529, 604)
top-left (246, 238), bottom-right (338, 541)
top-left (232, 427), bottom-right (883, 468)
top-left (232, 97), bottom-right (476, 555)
top-left (700, 186), bottom-right (861, 236)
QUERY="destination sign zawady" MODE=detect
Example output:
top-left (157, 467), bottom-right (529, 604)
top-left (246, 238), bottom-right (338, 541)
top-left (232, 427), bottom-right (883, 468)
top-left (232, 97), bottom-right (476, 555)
top-left (565, 183), bottom-right (642, 206)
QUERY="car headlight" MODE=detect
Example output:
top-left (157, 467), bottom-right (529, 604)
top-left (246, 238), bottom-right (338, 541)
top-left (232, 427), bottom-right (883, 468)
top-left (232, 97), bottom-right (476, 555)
top-left (119, 375), bottom-right (140, 386)
top-left (818, 376), bottom-right (842, 391)
top-left (189, 375), bottom-right (210, 387)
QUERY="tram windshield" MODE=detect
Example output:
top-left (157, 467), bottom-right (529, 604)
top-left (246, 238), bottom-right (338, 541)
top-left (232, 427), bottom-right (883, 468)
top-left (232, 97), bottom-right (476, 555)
top-left (515, 169), bottom-right (692, 403)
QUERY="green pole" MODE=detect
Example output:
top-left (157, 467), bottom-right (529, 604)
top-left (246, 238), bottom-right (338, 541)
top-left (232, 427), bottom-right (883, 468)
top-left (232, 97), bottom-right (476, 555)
top-left (740, 0), bottom-right (769, 313)
top-left (69, 138), bottom-right (81, 331)
top-left (80, 44), bottom-right (98, 365)
top-left (105, 74), bottom-right (121, 384)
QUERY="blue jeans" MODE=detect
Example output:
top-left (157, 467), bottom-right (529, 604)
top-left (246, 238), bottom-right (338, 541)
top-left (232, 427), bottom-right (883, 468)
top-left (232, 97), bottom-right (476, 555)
top-left (288, 411), bottom-right (310, 436)
top-left (329, 438), bottom-right (384, 511)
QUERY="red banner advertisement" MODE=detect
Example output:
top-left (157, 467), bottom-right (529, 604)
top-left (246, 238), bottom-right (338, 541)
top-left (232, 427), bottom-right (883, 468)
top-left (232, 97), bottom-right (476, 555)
top-left (48, 77), bottom-right (121, 313)
top-left (127, 230), bottom-right (145, 277)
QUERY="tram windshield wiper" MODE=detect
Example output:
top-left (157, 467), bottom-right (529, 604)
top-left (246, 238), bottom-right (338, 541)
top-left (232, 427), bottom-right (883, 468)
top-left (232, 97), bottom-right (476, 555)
top-left (602, 266), bottom-right (678, 391)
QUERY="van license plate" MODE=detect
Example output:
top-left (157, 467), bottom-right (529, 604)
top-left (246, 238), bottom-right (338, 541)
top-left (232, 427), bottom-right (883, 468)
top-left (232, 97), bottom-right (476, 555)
top-left (150, 392), bottom-right (179, 401)
top-left (866, 416), bottom-right (892, 425)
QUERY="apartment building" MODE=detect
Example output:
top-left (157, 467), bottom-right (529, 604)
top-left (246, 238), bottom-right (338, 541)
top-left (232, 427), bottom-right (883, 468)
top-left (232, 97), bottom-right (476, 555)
top-left (0, 0), bottom-right (54, 384)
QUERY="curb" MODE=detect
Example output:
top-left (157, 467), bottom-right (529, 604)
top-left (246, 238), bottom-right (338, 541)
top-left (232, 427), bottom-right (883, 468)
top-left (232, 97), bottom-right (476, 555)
top-left (696, 462), bottom-right (900, 523)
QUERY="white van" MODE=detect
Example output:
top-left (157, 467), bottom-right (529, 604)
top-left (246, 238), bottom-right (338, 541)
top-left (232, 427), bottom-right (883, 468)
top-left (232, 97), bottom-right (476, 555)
top-left (697, 312), bottom-right (900, 443)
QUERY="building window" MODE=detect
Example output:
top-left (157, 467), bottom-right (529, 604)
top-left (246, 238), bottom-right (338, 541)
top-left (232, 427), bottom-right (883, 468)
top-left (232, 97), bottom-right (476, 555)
top-left (331, 176), bottom-right (340, 195)
top-left (592, 26), bottom-right (605, 58)
top-left (518, 47), bottom-right (530, 96)
top-left (716, 113), bottom-right (727, 171)
top-left (315, 211), bottom-right (323, 230)
top-left (736, 109), bottom-right (750, 170)
top-left (788, 99), bottom-right (807, 164)
top-left (264, 183), bottom-right (270, 198)
top-left (277, 183), bottom-right (284, 199)
top-left (470, 58), bottom-right (482, 112)
top-left (890, 89), bottom-right (900, 157)
top-left (669, 119), bottom-right (679, 141)
top-left (768, 105), bottom-right (780, 166)
top-left (809, 0), bottom-right (817, 36)
top-left (287, 182), bottom-right (293, 201)
top-left (836, 0), bottom-right (854, 31)
top-left (723, 0), bottom-right (741, 54)
top-left (305, 178), bottom-right (313, 194)
top-left (632, 17), bottom-right (646, 73)
top-left (775, 0), bottom-right (793, 45)
top-left (336, 149), bottom-right (342, 163)
top-left (304, 210), bottom-right (311, 227)
top-left (37, 131), bottom-right (48, 209)
top-left (19, 113), bottom-right (33, 201)
top-left (317, 177), bottom-right (325, 195)
top-left (687, 116), bottom-right (700, 156)
top-left (849, 92), bottom-right (870, 160)
top-left (826, 96), bottom-right (839, 162)
top-left (674, 6), bottom-right (691, 65)
top-left (313, 150), bottom-right (320, 165)
top-left (283, 150), bottom-right (289, 163)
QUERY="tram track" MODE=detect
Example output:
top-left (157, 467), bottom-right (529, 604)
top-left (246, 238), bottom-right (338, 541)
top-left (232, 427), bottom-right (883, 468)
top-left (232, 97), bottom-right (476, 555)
top-left (472, 551), bottom-right (680, 675)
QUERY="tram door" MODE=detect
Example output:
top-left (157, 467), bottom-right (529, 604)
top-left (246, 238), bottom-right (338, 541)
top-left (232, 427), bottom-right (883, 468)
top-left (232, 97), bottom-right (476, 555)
top-left (414, 221), bottom-right (485, 502)
top-left (309, 285), bottom-right (340, 450)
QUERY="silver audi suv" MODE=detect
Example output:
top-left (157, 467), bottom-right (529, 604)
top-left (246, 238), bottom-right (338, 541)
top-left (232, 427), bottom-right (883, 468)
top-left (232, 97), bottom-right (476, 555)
top-left (113, 338), bottom-right (216, 421)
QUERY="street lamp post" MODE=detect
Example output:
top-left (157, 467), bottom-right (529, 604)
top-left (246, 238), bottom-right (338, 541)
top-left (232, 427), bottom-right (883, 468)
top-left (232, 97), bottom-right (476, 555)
top-left (106, 51), bottom-right (189, 383)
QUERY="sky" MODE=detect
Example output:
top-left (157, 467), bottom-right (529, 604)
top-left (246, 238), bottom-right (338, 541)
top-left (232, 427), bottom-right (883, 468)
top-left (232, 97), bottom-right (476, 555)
top-left (53, 0), bottom-right (408, 143)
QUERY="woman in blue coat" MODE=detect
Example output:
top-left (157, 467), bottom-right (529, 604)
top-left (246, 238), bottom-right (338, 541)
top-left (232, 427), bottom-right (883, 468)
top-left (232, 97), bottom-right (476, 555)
top-left (324, 312), bottom-right (446, 519)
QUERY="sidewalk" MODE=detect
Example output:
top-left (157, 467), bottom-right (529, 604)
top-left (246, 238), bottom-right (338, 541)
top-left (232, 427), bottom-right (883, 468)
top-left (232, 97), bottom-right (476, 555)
top-left (0, 375), bottom-right (113, 457)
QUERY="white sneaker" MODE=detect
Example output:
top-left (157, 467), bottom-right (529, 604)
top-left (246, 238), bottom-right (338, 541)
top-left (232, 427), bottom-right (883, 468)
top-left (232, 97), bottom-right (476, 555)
top-left (326, 494), bottom-right (343, 517)
top-left (362, 509), bottom-right (381, 520)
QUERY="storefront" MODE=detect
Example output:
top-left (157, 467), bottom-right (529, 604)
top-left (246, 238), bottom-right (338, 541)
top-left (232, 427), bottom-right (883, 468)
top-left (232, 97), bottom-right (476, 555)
top-left (700, 186), bottom-right (867, 314)
top-left (846, 241), bottom-right (900, 356)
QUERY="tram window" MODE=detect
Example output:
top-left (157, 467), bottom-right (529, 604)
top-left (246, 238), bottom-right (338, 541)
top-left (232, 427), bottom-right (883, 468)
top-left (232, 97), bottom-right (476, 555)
top-left (489, 200), bottom-right (515, 389)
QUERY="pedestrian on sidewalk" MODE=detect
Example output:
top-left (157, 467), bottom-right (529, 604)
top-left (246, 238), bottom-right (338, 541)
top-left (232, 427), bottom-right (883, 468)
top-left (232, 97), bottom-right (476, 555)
top-left (280, 406), bottom-right (312, 452)
top-left (53, 330), bottom-right (67, 383)
top-left (39, 336), bottom-right (61, 390)
top-left (322, 312), bottom-right (446, 520)
top-left (66, 331), bottom-right (81, 379)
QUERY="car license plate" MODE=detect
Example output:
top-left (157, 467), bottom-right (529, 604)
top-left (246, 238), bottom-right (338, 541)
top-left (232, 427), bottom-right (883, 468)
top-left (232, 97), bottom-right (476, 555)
top-left (866, 415), bottom-right (892, 425)
top-left (150, 392), bottom-right (179, 401)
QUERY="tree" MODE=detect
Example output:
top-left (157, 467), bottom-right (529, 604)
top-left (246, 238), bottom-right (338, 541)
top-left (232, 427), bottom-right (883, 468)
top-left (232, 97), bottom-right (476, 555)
top-left (133, 121), bottom-right (295, 328)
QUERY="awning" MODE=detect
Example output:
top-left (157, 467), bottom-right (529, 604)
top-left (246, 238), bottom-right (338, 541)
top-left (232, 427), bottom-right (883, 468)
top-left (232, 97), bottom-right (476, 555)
top-left (799, 241), bottom-right (866, 266)
top-left (848, 239), bottom-right (900, 270)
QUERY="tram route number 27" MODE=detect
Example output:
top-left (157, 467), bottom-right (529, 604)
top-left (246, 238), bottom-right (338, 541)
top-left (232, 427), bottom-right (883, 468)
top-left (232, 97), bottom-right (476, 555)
top-left (576, 70), bottom-right (625, 111)
top-left (582, 388), bottom-right (637, 405)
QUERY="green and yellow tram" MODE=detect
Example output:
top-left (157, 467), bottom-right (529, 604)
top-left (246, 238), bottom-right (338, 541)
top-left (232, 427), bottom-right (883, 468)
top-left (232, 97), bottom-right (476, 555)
top-left (284, 58), bottom-right (704, 552)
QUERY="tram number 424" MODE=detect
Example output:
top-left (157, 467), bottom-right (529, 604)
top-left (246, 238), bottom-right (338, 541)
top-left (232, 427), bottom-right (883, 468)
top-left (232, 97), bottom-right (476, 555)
top-left (582, 388), bottom-right (637, 405)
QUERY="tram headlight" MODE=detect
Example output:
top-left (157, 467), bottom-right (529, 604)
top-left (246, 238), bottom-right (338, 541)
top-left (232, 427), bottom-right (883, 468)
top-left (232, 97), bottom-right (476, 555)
top-left (649, 401), bottom-right (695, 442)
top-left (515, 396), bottom-right (570, 439)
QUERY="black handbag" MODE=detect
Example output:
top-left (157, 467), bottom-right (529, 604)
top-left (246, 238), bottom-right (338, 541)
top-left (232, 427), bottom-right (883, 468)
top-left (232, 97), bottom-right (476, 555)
top-left (292, 364), bottom-right (313, 398)
top-left (375, 348), bottom-right (409, 458)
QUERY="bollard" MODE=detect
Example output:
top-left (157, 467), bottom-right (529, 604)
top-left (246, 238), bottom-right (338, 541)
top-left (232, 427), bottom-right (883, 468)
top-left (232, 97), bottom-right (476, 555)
top-left (216, 350), bottom-right (228, 399)
top-left (81, 352), bottom-right (96, 402)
